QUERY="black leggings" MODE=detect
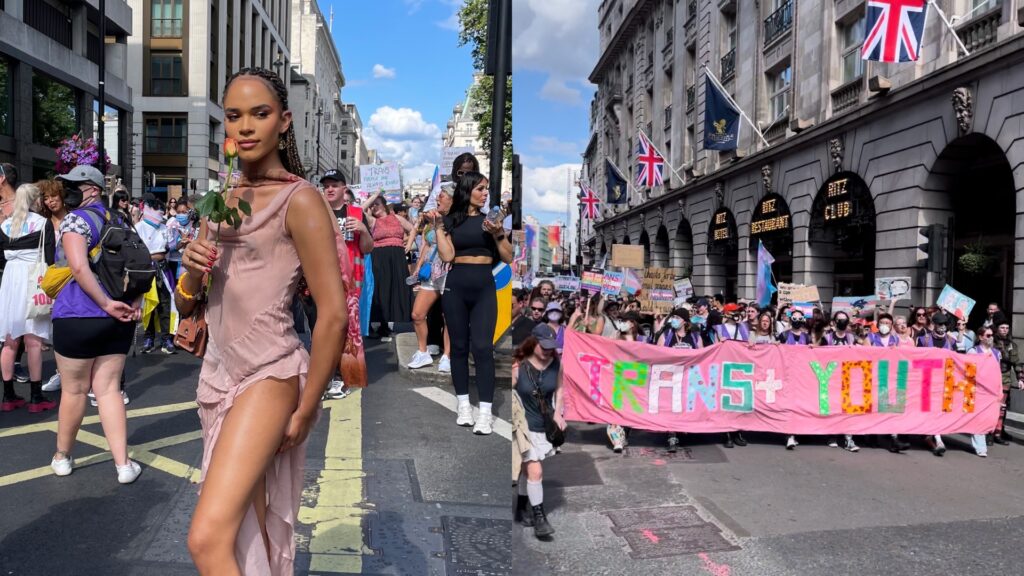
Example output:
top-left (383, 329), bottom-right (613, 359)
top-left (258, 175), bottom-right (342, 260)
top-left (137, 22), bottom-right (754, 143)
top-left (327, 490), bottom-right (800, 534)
top-left (442, 263), bottom-right (496, 403)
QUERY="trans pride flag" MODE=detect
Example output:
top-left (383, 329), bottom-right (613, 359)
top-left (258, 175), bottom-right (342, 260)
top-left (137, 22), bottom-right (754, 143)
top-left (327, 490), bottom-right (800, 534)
top-left (755, 240), bottom-right (777, 307)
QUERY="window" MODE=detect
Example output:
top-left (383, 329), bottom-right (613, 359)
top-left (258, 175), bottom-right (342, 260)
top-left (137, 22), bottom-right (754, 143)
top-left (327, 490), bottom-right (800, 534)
top-left (0, 59), bottom-right (10, 136)
top-left (32, 72), bottom-right (79, 147)
top-left (151, 0), bottom-right (183, 38)
top-left (144, 116), bottom-right (187, 154)
top-left (151, 53), bottom-right (183, 96)
top-left (839, 16), bottom-right (865, 84)
top-left (341, 151), bottom-right (347, 160)
top-left (341, 136), bottom-right (348, 145)
top-left (723, 12), bottom-right (736, 52)
top-left (769, 65), bottom-right (791, 119)
top-left (972, 0), bottom-right (1000, 12)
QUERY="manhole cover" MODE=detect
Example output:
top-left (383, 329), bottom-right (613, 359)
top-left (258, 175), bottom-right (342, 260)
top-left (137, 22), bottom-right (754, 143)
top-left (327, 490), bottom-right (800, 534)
top-left (442, 516), bottom-right (512, 576)
top-left (622, 446), bottom-right (695, 460)
top-left (605, 506), bottom-right (706, 530)
top-left (604, 506), bottom-right (739, 559)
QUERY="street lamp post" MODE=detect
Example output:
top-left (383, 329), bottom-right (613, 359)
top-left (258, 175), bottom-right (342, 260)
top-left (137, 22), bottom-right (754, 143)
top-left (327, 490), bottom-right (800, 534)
top-left (336, 131), bottom-right (342, 172)
top-left (315, 102), bottom-right (323, 175)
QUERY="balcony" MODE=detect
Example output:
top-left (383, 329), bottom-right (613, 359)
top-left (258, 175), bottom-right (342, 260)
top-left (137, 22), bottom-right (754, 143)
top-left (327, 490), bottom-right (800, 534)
top-left (956, 6), bottom-right (1001, 53)
top-left (664, 105), bottom-right (673, 130)
top-left (830, 76), bottom-right (864, 114)
top-left (764, 0), bottom-right (794, 48)
top-left (152, 18), bottom-right (183, 38)
top-left (686, 84), bottom-right (695, 111)
top-left (685, 0), bottom-right (697, 47)
top-left (663, 28), bottom-right (674, 70)
top-left (764, 118), bottom-right (788, 143)
top-left (721, 48), bottom-right (736, 81)
top-left (25, 0), bottom-right (72, 48)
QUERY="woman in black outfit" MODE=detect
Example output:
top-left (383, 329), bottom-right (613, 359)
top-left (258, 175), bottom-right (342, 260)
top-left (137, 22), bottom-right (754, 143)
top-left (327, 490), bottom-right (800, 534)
top-left (433, 172), bottom-right (513, 435)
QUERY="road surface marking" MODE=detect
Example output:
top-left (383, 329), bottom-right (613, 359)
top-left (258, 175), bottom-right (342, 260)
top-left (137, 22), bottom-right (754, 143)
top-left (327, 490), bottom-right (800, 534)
top-left (411, 386), bottom-right (514, 440)
top-left (0, 400), bottom-right (197, 439)
top-left (301, 391), bottom-right (369, 574)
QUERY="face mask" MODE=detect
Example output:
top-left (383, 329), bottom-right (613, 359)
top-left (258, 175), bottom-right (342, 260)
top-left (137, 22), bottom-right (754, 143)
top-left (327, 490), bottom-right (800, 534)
top-left (791, 320), bottom-right (805, 329)
top-left (935, 326), bottom-right (947, 336)
top-left (879, 324), bottom-right (891, 335)
top-left (63, 186), bottom-right (84, 209)
top-left (548, 312), bottom-right (562, 323)
top-left (835, 319), bottom-right (850, 331)
top-left (175, 214), bottom-right (189, 225)
top-left (616, 321), bottom-right (631, 333)
top-left (668, 318), bottom-right (683, 330)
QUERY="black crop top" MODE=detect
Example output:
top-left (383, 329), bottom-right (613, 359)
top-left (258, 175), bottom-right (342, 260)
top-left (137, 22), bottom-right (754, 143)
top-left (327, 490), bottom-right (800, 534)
top-left (445, 213), bottom-right (499, 259)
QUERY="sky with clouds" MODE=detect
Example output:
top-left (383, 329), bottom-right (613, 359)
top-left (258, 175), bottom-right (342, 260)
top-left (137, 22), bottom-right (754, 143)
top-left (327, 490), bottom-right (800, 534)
top-left (326, 0), bottom-right (473, 184)
top-left (513, 0), bottom-right (600, 235)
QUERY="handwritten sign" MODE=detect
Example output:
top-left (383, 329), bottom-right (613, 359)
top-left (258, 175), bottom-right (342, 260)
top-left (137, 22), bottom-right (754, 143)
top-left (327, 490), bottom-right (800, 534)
top-left (441, 147), bottom-right (475, 177)
top-left (639, 268), bottom-right (675, 313)
top-left (359, 162), bottom-right (402, 192)
top-left (611, 244), bottom-right (645, 269)
top-left (554, 275), bottom-right (581, 293)
top-left (602, 271), bottom-right (624, 296)
top-left (581, 270), bottom-right (604, 293)
top-left (937, 284), bottom-right (976, 321)
top-left (674, 278), bottom-right (694, 300)
top-left (778, 283), bottom-right (821, 305)
top-left (875, 277), bottom-right (912, 301)
top-left (562, 331), bottom-right (1001, 434)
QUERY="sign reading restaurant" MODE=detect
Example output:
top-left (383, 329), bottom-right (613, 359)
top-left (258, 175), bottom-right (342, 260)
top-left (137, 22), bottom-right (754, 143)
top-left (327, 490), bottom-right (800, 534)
top-left (749, 193), bottom-right (791, 238)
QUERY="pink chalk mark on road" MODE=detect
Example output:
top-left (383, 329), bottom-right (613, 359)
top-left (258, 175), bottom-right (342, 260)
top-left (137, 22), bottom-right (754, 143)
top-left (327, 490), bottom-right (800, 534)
top-left (698, 552), bottom-right (731, 576)
top-left (652, 458), bottom-right (666, 466)
top-left (641, 529), bottom-right (659, 543)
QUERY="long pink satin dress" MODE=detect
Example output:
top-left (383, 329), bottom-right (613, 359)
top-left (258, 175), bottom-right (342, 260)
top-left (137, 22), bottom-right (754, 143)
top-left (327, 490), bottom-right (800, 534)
top-left (196, 180), bottom-right (313, 576)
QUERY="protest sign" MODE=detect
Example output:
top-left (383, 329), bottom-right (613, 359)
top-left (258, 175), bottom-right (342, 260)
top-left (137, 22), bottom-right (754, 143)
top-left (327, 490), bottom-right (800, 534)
top-left (601, 271), bottom-right (624, 296)
top-left (875, 277), bottom-right (912, 301)
top-left (359, 162), bottom-right (402, 192)
top-left (611, 244), bottom-right (645, 269)
top-left (791, 301), bottom-right (817, 316)
top-left (639, 268), bottom-right (675, 313)
top-left (623, 269), bottom-right (643, 295)
top-left (831, 296), bottom-right (879, 318)
top-left (562, 330), bottom-right (1001, 434)
top-left (441, 147), bottom-right (475, 176)
top-left (937, 284), bottom-right (976, 320)
top-left (674, 278), bottom-right (694, 300)
top-left (581, 270), bottom-right (604, 293)
top-left (778, 283), bottom-right (821, 305)
top-left (554, 275), bottom-right (581, 293)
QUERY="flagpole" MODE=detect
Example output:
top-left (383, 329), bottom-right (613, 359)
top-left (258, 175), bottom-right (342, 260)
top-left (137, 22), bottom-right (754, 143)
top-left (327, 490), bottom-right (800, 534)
top-left (605, 156), bottom-right (639, 200)
top-left (927, 0), bottom-right (970, 56)
top-left (701, 64), bottom-right (770, 147)
top-left (638, 126), bottom-right (687, 186)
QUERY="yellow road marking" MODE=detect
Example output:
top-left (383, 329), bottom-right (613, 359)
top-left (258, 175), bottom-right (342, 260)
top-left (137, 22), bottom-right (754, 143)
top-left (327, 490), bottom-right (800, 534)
top-left (0, 400), bottom-right (196, 439)
top-left (300, 391), bottom-right (369, 573)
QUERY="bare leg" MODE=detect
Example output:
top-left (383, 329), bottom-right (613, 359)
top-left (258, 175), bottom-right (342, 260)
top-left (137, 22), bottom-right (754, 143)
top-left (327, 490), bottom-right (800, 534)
top-left (411, 290), bottom-right (439, 354)
top-left (23, 335), bottom-right (43, 382)
top-left (250, 474), bottom-right (270, 560)
top-left (443, 324), bottom-right (450, 357)
top-left (1, 336), bottom-right (18, 381)
top-left (55, 354), bottom-right (95, 458)
top-left (91, 354), bottom-right (130, 466)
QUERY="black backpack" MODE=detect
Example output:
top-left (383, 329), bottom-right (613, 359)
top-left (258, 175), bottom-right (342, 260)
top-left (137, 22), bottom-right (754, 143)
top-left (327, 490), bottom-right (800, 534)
top-left (79, 206), bottom-right (157, 301)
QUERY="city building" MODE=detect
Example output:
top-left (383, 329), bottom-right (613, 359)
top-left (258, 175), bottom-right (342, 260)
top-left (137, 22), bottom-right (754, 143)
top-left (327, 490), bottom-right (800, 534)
top-left (584, 0), bottom-right (1024, 435)
top-left (127, 0), bottom-right (292, 199)
top-left (337, 102), bottom-right (369, 184)
top-left (0, 0), bottom-right (133, 183)
top-left (443, 73), bottom-right (512, 202)
top-left (288, 0), bottom-right (345, 181)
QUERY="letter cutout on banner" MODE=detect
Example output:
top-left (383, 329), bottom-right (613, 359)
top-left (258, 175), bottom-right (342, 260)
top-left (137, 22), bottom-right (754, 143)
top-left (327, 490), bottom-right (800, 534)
top-left (613, 361), bottom-right (648, 414)
top-left (877, 360), bottom-right (908, 414)
top-left (943, 358), bottom-right (977, 413)
top-left (721, 362), bottom-right (754, 412)
top-left (649, 364), bottom-right (685, 414)
top-left (841, 361), bottom-right (873, 415)
top-left (914, 358), bottom-right (944, 412)
top-left (754, 368), bottom-right (783, 404)
top-left (687, 364), bottom-right (719, 412)
top-left (810, 361), bottom-right (838, 415)
top-left (579, 354), bottom-right (611, 406)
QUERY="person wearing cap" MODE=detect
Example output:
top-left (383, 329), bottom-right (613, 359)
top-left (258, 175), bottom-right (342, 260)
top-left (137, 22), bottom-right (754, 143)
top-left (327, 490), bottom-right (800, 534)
top-left (915, 311), bottom-right (957, 456)
top-left (136, 195), bottom-right (175, 355)
top-left (714, 303), bottom-right (750, 342)
top-left (991, 315), bottom-right (1022, 445)
top-left (822, 310), bottom-right (860, 452)
top-left (48, 164), bottom-right (143, 484)
top-left (542, 301), bottom-right (566, 354)
top-left (654, 308), bottom-right (704, 453)
top-left (512, 322), bottom-right (564, 539)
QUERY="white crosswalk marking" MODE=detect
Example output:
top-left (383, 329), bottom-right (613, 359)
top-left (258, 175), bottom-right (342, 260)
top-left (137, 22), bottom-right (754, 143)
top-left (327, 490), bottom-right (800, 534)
top-left (411, 387), bottom-right (514, 440)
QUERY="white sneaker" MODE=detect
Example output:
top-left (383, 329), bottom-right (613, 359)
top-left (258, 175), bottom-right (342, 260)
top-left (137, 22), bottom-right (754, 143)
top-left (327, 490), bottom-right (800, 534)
top-left (122, 390), bottom-right (130, 405)
top-left (786, 436), bottom-right (798, 450)
top-left (427, 345), bottom-right (441, 356)
top-left (437, 355), bottom-right (451, 373)
top-left (88, 392), bottom-right (97, 407)
top-left (456, 403), bottom-right (475, 427)
top-left (407, 351), bottom-right (434, 369)
top-left (116, 459), bottom-right (142, 484)
top-left (42, 373), bottom-right (61, 392)
top-left (324, 379), bottom-right (350, 399)
top-left (381, 336), bottom-right (393, 343)
top-left (844, 438), bottom-right (860, 453)
top-left (51, 453), bottom-right (74, 477)
top-left (473, 413), bottom-right (494, 435)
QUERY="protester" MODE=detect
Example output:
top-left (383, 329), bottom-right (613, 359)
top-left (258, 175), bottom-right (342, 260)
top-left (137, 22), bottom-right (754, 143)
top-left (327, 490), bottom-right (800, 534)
top-left (969, 326), bottom-right (1000, 457)
top-left (893, 315), bottom-right (916, 346)
top-left (568, 294), bottom-right (606, 336)
top-left (166, 200), bottom-right (197, 282)
top-left (512, 324), bottom-right (565, 539)
top-left (749, 312), bottom-right (775, 344)
top-left (531, 279), bottom-right (555, 303)
top-left (177, 67), bottom-right (348, 575)
top-left (513, 296), bottom-right (546, 345)
top-left (823, 310), bottom-right (859, 452)
top-left (652, 308), bottom-right (703, 452)
top-left (0, 184), bottom-right (55, 413)
top-left (363, 191), bottom-right (414, 342)
top-left (714, 303), bottom-right (749, 342)
top-left (775, 304), bottom-right (792, 335)
top-left (916, 311), bottom-right (955, 456)
top-left (165, 196), bottom-right (178, 218)
top-left (408, 187), bottom-right (453, 372)
top-left (49, 164), bottom-right (142, 483)
top-left (992, 316), bottom-right (1021, 445)
top-left (743, 304), bottom-right (759, 332)
top-left (434, 171), bottom-right (513, 435)
top-left (778, 308), bottom-right (810, 449)
top-left (409, 195), bottom-right (424, 222)
top-left (910, 306), bottom-right (930, 338)
top-left (541, 302), bottom-right (567, 354)
top-left (136, 196), bottom-right (175, 354)
top-left (982, 303), bottom-right (1000, 330)
top-left (865, 313), bottom-right (911, 453)
top-left (951, 316), bottom-right (975, 353)
top-left (38, 179), bottom-right (67, 392)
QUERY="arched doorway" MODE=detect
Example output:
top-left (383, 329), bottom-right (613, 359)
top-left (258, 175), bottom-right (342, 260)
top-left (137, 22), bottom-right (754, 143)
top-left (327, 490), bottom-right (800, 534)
top-left (652, 225), bottom-right (670, 268)
top-left (672, 219), bottom-right (694, 279)
top-left (639, 230), bottom-right (651, 267)
top-left (749, 193), bottom-right (793, 283)
top-left (809, 171), bottom-right (876, 301)
top-left (708, 207), bottom-right (739, 299)
top-left (927, 134), bottom-right (1014, 327)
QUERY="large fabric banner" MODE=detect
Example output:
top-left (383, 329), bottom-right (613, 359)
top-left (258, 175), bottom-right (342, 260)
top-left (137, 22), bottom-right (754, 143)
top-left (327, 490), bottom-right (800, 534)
top-left (562, 331), bottom-right (1001, 435)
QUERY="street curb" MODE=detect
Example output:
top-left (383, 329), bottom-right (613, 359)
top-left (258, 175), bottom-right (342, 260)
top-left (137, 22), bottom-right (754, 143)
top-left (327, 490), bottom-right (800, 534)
top-left (393, 332), bottom-right (512, 387)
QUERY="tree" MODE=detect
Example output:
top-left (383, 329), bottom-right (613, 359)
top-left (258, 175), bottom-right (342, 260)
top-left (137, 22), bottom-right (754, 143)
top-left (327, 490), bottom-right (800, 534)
top-left (458, 0), bottom-right (512, 169)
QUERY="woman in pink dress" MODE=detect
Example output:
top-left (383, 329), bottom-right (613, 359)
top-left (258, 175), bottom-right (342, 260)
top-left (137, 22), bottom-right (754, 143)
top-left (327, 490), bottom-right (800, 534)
top-left (175, 67), bottom-right (348, 576)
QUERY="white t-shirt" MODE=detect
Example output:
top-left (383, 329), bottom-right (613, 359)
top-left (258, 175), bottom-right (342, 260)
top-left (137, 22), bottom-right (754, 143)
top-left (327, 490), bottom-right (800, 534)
top-left (136, 220), bottom-right (168, 255)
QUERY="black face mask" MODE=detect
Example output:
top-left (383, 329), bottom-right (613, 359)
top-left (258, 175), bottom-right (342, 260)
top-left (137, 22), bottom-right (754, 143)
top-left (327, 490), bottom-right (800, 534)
top-left (835, 319), bottom-right (850, 331)
top-left (63, 185), bottom-right (84, 209)
top-left (791, 320), bottom-right (806, 329)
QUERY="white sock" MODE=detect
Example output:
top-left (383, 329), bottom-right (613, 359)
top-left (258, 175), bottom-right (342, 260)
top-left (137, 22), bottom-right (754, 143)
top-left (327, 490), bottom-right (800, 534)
top-left (479, 402), bottom-right (493, 416)
top-left (457, 394), bottom-right (470, 408)
top-left (527, 479), bottom-right (544, 506)
top-left (518, 472), bottom-right (528, 496)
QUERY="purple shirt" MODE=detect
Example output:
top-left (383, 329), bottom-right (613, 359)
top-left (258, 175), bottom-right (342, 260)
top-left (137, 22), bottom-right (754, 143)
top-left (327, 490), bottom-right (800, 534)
top-left (52, 204), bottom-right (116, 320)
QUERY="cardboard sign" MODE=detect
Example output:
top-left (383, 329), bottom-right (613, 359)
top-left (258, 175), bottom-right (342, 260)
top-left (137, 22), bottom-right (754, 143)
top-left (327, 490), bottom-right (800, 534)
top-left (554, 275), bottom-right (581, 293)
top-left (441, 147), bottom-right (475, 177)
top-left (875, 277), bottom-right (912, 301)
top-left (639, 268), bottom-right (675, 313)
top-left (674, 278), bottom-right (694, 300)
top-left (778, 283), bottom-right (821, 305)
top-left (359, 162), bottom-right (402, 191)
top-left (937, 284), bottom-right (976, 321)
top-left (601, 271), bottom-right (624, 296)
top-left (581, 270), bottom-right (604, 293)
top-left (611, 244), bottom-right (645, 269)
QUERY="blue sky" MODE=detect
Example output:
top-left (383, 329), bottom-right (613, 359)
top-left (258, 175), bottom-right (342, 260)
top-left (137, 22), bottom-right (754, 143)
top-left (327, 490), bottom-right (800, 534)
top-left (512, 0), bottom-right (600, 230)
top-left (324, 0), bottom-right (474, 182)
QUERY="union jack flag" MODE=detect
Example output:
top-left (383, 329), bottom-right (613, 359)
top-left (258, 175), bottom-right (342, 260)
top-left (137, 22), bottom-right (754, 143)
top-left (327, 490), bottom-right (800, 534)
top-left (861, 0), bottom-right (929, 63)
top-left (635, 131), bottom-right (665, 188)
top-left (580, 180), bottom-right (600, 219)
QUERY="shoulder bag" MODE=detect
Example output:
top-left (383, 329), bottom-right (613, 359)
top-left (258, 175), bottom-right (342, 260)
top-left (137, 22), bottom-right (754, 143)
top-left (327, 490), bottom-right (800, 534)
top-left (26, 225), bottom-right (53, 320)
top-left (525, 362), bottom-right (565, 448)
top-left (174, 277), bottom-right (208, 357)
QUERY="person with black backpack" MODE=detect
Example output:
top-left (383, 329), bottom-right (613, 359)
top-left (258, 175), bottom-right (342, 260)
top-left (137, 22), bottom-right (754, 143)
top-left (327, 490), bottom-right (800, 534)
top-left (48, 164), bottom-right (153, 484)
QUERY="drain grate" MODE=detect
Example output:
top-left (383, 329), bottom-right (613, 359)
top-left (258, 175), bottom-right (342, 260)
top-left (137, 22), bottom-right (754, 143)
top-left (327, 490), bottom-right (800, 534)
top-left (621, 445), bottom-right (696, 460)
top-left (442, 516), bottom-right (512, 576)
top-left (604, 506), bottom-right (739, 559)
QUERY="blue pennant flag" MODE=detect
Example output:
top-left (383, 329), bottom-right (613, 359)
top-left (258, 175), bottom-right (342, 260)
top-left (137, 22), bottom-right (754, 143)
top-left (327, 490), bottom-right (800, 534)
top-left (605, 158), bottom-right (628, 205)
top-left (704, 75), bottom-right (740, 151)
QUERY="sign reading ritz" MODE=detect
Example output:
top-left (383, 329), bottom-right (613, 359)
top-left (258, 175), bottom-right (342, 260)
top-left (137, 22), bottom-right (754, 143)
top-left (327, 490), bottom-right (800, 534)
top-left (709, 208), bottom-right (736, 245)
top-left (750, 194), bottom-right (791, 238)
top-left (825, 176), bottom-right (854, 222)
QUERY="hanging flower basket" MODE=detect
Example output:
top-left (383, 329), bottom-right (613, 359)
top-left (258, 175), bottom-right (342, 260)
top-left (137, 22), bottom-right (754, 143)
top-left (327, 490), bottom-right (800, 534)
top-left (55, 133), bottom-right (111, 175)
top-left (958, 240), bottom-right (994, 276)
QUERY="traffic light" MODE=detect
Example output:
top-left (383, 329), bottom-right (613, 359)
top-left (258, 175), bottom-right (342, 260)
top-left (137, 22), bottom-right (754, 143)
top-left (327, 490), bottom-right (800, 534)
top-left (917, 224), bottom-right (945, 274)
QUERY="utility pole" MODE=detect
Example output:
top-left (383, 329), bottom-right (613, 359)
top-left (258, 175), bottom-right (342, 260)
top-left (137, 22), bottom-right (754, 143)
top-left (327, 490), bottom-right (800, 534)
top-left (315, 101), bottom-right (323, 175)
top-left (97, 0), bottom-right (107, 178)
top-left (484, 0), bottom-right (510, 209)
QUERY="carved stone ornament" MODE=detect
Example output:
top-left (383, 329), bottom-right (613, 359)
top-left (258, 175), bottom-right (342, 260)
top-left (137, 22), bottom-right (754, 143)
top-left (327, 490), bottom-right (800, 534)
top-left (828, 137), bottom-right (844, 174)
top-left (714, 182), bottom-right (725, 206)
top-left (657, 203), bottom-right (665, 222)
top-left (677, 197), bottom-right (685, 215)
top-left (761, 164), bottom-right (773, 195)
top-left (952, 86), bottom-right (973, 135)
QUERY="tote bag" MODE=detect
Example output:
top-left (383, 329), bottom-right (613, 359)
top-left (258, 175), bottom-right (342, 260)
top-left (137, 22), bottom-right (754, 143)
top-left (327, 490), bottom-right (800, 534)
top-left (26, 226), bottom-right (53, 320)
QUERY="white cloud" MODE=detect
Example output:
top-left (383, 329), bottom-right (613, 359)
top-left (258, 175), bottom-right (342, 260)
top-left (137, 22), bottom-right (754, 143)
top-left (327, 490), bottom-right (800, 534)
top-left (436, 11), bottom-right (460, 31)
top-left (368, 106), bottom-right (440, 141)
top-left (362, 106), bottom-right (443, 183)
top-left (523, 163), bottom-right (581, 231)
top-left (404, 0), bottom-right (425, 14)
top-left (513, 0), bottom-right (600, 104)
top-left (530, 136), bottom-right (583, 159)
top-left (372, 64), bottom-right (396, 79)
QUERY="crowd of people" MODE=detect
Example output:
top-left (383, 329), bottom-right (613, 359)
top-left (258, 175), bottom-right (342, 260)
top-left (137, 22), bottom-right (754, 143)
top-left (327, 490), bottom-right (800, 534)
top-left (511, 281), bottom-right (1023, 540)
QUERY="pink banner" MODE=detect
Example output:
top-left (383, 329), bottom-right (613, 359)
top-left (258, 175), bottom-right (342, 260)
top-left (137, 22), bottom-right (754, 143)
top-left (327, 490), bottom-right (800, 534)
top-left (563, 330), bottom-right (1002, 435)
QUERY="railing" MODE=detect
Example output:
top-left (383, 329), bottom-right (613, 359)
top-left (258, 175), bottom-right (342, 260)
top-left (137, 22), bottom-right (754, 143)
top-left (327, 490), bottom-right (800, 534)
top-left (152, 18), bottom-right (183, 38)
top-left (625, 74), bottom-right (634, 100)
top-left (830, 77), bottom-right (864, 114)
top-left (764, 0), bottom-right (794, 47)
top-left (647, 51), bottom-right (654, 71)
top-left (144, 136), bottom-right (187, 154)
top-left (25, 0), bottom-right (72, 48)
top-left (764, 119), bottom-right (787, 143)
top-left (956, 6), bottom-right (1001, 53)
top-left (686, 84), bottom-right (695, 111)
top-left (664, 105), bottom-right (673, 130)
top-left (209, 141), bottom-right (219, 160)
top-left (721, 47), bottom-right (736, 81)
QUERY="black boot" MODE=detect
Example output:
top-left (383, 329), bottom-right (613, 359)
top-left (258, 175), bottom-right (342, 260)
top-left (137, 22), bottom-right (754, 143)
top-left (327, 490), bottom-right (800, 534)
top-left (1, 379), bottom-right (25, 411)
top-left (733, 432), bottom-right (748, 447)
top-left (531, 504), bottom-right (554, 538)
top-left (27, 381), bottom-right (56, 414)
top-left (723, 433), bottom-right (734, 448)
top-left (993, 434), bottom-right (1010, 446)
top-left (514, 495), bottom-right (534, 526)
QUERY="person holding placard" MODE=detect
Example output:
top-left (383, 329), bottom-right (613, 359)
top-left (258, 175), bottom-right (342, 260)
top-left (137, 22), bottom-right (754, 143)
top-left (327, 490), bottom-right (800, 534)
top-left (653, 308), bottom-right (703, 453)
top-left (968, 326), bottom-right (1001, 457)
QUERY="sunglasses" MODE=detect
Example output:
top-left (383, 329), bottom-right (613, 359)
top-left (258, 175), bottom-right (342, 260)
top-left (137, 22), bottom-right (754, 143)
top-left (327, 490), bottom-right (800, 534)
top-left (531, 307), bottom-right (545, 312)
top-left (916, 313), bottom-right (927, 317)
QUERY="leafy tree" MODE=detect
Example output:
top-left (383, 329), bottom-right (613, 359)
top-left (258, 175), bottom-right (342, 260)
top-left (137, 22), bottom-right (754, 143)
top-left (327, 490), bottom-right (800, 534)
top-left (458, 0), bottom-right (512, 169)
top-left (33, 74), bottom-right (78, 147)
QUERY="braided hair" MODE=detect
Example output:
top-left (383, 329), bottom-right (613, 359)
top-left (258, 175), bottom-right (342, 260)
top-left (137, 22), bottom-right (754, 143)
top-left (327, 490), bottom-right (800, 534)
top-left (223, 67), bottom-right (305, 178)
